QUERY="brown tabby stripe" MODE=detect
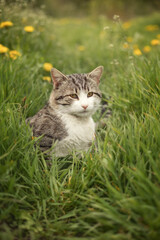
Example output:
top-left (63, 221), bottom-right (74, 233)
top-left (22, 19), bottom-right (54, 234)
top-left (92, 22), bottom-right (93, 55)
top-left (55, 96), bottom-right (64, 100)
top-left (69, 74), bottom-right (88, 90)
top-left (70, 75), bottom-right (82, 90)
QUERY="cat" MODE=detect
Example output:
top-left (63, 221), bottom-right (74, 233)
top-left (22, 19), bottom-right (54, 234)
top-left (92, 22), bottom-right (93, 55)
top-left (26, 66), bottom-right (104, 157)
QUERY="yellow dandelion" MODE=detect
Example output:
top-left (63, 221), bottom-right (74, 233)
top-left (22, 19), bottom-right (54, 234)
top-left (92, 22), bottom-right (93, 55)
top-left (43, 63), bottom-right (53, 72)
top-left (145, 25), bottom-right (159, 31)
top-left (0, 21), bottom-right (13, 28)
top-left (150, 39), bottom-right (160, 46)
top-left (42, 76), bottom-right (51, 82)
top-left (133, 48), bottom-right (142, 56)
top-left (122, 21), bottom-right (131, 29)
top-left (157, 34), bottom-right (160, 39)
top-left (24, 26), bottom-right (35, 32)
top-left (0, 44), bottom-right (9, 53)
top-left (123, 42), bottom-right (129, 49)
top-left (9, 50), bottom-right (21, 60)
top-left (126, 36), bottom-right (133, 43)
top-left (143, 45), bottom-right (151, 53)
top-left (77, 45), bottom-right (85, 51)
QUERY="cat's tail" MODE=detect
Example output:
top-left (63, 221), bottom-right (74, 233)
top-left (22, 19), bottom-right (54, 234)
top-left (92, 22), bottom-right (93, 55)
top-left (101, 96), bottom-right (112, 119)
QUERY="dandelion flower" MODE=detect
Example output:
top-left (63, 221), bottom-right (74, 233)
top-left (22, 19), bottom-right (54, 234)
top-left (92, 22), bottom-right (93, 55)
top-left (145, 25), bottom-right (159, 31)
top-left (43, 63), bottom-right (53, 72)
top-left (43, 76), bottom-right (51, 82)
top-left (9, 50), bottom-right (21, 60)
top-left (150, 39), bottom-right (159, 46)
top-left (122, 21), bottom-right (131, 29)
top-left (0, 44), bottom-right (9, 53)
top-left (24, 26), bottom-right (35, 32)
top-left (143, 46), bottom-right (151, 53)
top-left (0, 21), bottom-right (13, 28)
top-left (77, 45), bottom-right (85, 51)
top-left (133, 48), bottom-right (142, 56)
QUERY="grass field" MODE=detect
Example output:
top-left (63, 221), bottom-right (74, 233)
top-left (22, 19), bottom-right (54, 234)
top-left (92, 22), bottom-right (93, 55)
top-left (0, 4), bottom-right (160, 240)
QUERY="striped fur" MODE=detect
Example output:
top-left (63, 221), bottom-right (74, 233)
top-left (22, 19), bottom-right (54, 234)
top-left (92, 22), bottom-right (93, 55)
top-left (26, 66), bottom-right (104, 157)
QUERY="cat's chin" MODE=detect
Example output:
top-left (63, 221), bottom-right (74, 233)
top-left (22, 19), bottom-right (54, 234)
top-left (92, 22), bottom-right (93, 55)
top-left (71, 110), bottom-right (93, 118)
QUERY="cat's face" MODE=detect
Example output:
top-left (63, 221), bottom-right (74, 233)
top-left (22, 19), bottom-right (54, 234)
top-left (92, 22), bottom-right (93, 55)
top-left (49, 67), bottom-right (103, 117)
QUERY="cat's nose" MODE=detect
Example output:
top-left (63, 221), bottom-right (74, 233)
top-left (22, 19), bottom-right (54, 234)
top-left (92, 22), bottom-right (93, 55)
top-left (81, 105), bottom-right (88, 110)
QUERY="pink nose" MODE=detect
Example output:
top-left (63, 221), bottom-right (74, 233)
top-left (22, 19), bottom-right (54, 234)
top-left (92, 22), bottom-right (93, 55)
top-left (82, 105), bottom-right (88, 110)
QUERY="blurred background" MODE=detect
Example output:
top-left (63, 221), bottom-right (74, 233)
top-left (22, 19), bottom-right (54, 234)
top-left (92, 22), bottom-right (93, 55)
top-left (4, 0), bottom-right (160, 19)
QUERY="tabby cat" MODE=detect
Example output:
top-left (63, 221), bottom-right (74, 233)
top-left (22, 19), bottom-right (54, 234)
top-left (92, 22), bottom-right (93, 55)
top-left (26, 66), bottom-right (103, 157)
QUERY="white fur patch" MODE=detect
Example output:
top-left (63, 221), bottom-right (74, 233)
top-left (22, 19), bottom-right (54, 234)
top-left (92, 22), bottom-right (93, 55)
top-left (71, 92), bottom-right (95, 115)
top-left (52, 91), bottom-right (100, 157)
top-left (53, 113), bottom-right (95, 157)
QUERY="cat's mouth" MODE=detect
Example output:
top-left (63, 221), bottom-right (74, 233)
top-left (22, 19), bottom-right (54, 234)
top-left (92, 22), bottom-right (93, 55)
top-left (82, 109), bottom-right (89, 113)
top-left (72, 109), bottom-right (92, 117)
top-left (80, 108), bottom-right (91, 113)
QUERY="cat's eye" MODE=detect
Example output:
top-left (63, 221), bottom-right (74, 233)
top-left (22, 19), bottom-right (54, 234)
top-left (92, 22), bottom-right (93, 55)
top-left (87, 92), bottom-right (93, 97)
top-left (70, 94), bottom-right (78, 99)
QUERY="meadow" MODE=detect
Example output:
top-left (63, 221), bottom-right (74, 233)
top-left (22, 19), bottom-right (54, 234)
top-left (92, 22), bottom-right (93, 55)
top-left (0, 4), bottom-right (160, 240)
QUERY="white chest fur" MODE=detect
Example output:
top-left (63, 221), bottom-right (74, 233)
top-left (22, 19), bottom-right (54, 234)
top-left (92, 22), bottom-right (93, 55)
top-left (53, 113), bottom-right (95, 157)
top-left (63, 114), bottom-right (95, 143)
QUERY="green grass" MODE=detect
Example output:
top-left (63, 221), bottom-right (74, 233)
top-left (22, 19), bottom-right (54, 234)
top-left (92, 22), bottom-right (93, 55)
top-left (0, 4), bottom-right (160, 240)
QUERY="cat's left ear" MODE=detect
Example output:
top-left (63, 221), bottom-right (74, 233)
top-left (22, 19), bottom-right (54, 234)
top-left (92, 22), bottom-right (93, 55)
top-left (88, 66), bottom-right (104, 85)
top-left (51, 68), bottom-right (68, 89)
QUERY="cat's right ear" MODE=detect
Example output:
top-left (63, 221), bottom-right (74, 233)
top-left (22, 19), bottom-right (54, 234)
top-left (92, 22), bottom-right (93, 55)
top-left (51, 68), bottom-right (68, 89)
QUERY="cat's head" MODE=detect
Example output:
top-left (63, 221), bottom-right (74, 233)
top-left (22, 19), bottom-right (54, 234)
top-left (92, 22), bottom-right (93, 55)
top-left (49, 66), bottom-right (103, 117)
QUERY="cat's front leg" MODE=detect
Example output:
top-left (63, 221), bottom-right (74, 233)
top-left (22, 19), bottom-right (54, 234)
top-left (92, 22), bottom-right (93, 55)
top-left (52, 137), bottom-right (93, 157)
